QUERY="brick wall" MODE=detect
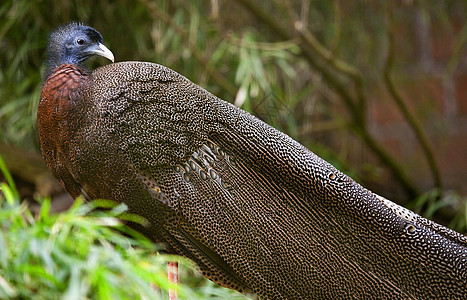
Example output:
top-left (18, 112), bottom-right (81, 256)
top-left (368, 5), bottom-right (467, 197)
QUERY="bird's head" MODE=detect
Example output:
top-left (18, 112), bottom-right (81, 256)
top-left (45, 22), bottom-right (114, 78)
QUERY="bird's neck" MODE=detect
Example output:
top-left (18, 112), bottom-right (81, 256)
top-left (44, 55), bottom-right (87, 81)
top-left (43, 64), bottom-right (89, 88)
top-left (39, 64), bottom-right (90, 130)
top-left (37, 63), bottom-right (93, 200)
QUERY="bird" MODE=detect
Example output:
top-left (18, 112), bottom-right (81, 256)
top-left (38, 22), bottom-right (466, 299)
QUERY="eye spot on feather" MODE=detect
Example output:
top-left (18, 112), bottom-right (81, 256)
top-left (221, 179), bottom-right (233, 190)
top-left (329, 173), bottom-right (336, 180)
top-left (209, 169), bottom-right (218, 180)
top-left (405, 224), bottom-right (417, 235)
top-left (200, 170), bottom-right (208, 180)
top-left (205, 154), bottom-right (213, 164)
top-left (136, 171), bottom-right (169, 205)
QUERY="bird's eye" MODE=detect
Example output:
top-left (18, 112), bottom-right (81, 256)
top-left (76, 38), bottom-right (85, 45)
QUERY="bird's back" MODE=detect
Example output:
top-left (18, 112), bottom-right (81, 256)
top-left (65, 61), bottom-right (467, 299)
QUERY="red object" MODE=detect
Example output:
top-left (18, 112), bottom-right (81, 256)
top-left (168, 261), bottom-right (178, 300)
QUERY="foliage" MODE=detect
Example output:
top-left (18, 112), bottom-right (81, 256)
top-left (0, 156), bottom-right (249, 299)
top-left (408, 189), bottom-right (467, 233)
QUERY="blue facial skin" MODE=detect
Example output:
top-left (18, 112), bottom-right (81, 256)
top-left (45, 23), bottom-right (114, 79)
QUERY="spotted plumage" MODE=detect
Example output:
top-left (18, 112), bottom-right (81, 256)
top-left (38, 23), bottom-right (466, 299)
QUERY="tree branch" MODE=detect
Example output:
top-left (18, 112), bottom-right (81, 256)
top-left (235, 0), bottom-right (419, 198)
top-left (0, 143), bottom-right (63, 197)
top-left (384, 4), bottom-right (442, 191)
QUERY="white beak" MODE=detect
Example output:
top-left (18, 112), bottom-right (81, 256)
top-left (93, 43), bottom-right (115, 62)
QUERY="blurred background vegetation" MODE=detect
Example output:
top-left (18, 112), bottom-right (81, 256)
top-left (0, 0), bottom-right (466, 296)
